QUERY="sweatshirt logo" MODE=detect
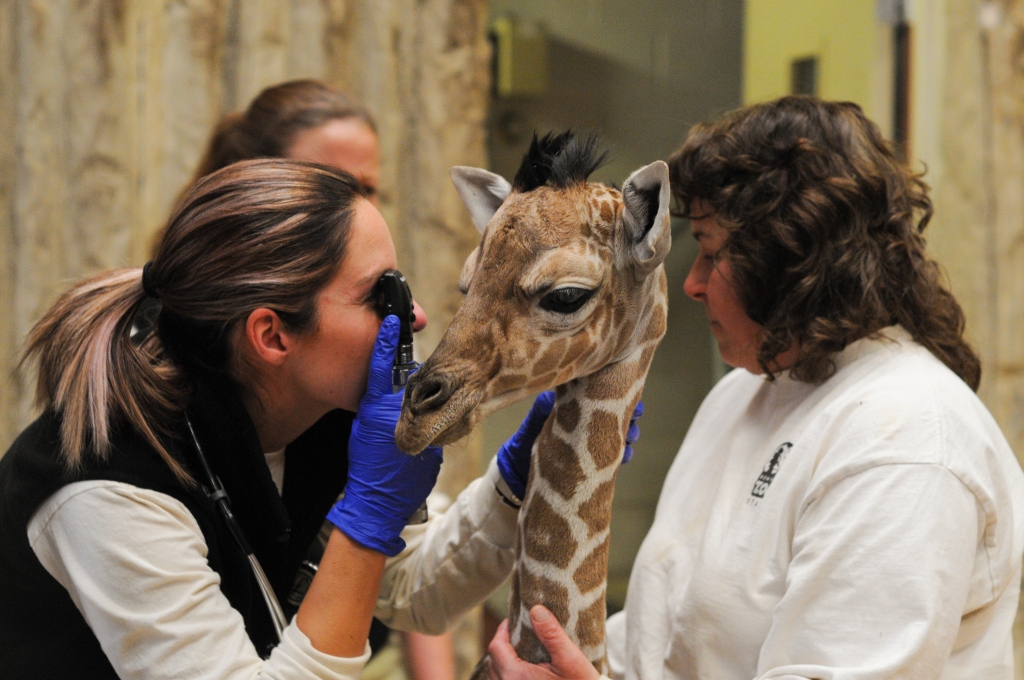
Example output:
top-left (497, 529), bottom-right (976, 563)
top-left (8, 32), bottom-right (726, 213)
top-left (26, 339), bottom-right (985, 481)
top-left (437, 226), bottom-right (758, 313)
top-left (750, 442), bottom-right (793, 499)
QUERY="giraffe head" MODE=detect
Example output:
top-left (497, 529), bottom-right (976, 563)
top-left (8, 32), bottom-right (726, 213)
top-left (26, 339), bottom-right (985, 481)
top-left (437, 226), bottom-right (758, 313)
top-left (396, 132), bottom-right (671, 453)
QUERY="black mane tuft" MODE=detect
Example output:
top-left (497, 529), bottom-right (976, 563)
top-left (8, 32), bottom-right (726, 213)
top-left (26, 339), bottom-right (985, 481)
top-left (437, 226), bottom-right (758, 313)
top-left (511, 130), bottom-right (610, 193)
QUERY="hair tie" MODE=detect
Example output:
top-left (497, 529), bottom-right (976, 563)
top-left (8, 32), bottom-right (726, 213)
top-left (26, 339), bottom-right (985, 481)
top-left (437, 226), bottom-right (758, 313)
top-left (141, 261), bottom-right (159, 300)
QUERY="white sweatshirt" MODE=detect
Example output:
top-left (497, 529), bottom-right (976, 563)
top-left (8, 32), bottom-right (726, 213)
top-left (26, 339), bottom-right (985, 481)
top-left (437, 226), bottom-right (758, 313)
top-left (605, 326), bottom-right (1024, 680)
top-left (28, 457), bottom-right (518, 680)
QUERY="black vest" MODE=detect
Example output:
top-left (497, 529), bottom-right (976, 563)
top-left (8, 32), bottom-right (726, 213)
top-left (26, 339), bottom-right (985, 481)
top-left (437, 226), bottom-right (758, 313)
top-left (0, 376), bottom-right (357, 678)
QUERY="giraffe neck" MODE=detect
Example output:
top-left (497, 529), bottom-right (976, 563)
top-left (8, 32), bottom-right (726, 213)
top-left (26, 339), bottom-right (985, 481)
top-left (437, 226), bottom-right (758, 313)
top-left (506, 343), bottom-right (657, 670)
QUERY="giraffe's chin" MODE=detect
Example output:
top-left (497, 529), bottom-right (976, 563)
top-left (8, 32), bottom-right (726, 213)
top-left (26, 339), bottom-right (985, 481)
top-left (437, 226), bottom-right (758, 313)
top-left (395, 386), bottom-right (484, 454)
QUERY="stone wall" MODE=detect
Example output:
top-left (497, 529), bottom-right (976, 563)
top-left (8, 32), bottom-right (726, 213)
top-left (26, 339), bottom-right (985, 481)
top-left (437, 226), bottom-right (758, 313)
top-left (0, 0), bottom-right (489, 673)
top-left (915, 0), bottom-right (1024, 467)
top-left (912, 0), bottom-right (1024, 673)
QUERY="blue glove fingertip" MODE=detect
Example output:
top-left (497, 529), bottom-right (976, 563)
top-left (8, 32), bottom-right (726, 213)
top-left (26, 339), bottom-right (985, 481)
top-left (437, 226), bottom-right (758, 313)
top-left (376, 315), bottom-right (400, 355)
top-left (626, 421), bottom-right (640, 444)
top-left (366, 315), bottom-right (401, 397)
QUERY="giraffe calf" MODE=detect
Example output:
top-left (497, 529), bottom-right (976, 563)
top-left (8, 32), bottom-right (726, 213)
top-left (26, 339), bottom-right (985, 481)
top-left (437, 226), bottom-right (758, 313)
top-left (396, 131), bottom-right (671, 676)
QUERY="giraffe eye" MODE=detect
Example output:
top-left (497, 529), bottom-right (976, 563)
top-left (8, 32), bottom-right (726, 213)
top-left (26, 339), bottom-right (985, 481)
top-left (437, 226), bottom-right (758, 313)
top-left (540, 287), bottom-right (593, 314)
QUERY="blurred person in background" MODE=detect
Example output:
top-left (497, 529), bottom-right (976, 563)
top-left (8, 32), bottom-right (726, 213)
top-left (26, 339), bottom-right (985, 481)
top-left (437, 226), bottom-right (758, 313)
top-left (192, 80), bottom-right (381, 205)
top-left (487, 96), bottom-right (1024, 680)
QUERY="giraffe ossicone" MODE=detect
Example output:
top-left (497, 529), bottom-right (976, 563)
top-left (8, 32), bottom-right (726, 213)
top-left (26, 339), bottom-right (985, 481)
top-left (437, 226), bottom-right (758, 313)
top-left (395, 131), bottom-right (671, 676)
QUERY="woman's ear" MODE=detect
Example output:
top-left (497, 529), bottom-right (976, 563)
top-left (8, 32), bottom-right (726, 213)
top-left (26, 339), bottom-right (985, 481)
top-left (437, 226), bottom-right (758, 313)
top-left (244, 307), bottom-right (292, 366)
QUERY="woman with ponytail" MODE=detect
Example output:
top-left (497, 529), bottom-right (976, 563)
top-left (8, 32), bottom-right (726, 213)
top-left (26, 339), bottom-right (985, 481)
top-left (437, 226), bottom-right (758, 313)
top-left (0, 159), bottom-right (572, 680)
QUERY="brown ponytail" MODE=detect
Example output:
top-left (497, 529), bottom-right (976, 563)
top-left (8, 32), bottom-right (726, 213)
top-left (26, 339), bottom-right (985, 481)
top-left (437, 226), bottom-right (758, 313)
top-left (22, 269), bottom-right (190, 480)
top-left (22, 159), bottom-right (366, 480)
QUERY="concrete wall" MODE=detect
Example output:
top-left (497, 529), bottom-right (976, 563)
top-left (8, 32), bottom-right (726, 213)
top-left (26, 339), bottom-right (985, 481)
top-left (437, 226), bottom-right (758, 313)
top-left (909, 1), bottom-right (1024, 673)
top-left (481, 0), bottom-right (744, 611)
top-left (914, 0), bottom-right (1024, 461)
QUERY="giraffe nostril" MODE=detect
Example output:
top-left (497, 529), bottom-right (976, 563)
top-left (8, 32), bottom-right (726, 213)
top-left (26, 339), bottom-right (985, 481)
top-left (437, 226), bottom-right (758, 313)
top-left (418, 380), bottom-right (444, 402)
top-left (408, 374), bottom-right (458, 416)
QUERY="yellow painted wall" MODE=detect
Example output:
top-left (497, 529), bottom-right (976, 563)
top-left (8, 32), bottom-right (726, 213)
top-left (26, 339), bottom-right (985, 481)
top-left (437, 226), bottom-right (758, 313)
top-left (744, 0), bottom-right (881, 118)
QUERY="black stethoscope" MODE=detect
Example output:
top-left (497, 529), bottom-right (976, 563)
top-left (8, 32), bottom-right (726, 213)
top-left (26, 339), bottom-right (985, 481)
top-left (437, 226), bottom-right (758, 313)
top-left (185, 416), bottom-right (288, 642)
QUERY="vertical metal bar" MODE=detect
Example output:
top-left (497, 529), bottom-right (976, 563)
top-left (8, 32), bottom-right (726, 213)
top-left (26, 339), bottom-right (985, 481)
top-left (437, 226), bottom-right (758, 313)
top-left (893, 10), bottom-right (912, 161)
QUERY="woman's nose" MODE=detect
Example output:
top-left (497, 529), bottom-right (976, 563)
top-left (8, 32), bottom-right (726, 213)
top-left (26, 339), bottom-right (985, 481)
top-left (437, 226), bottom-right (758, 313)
top-left (412, 299), bottom-right (428, 332)
top-left (683, 262), bottom-right (706, 302)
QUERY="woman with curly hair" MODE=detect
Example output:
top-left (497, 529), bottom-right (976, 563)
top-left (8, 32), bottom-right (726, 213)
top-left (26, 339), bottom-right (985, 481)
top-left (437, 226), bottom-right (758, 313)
top-left (488, 97), bottom-right (1024, 679)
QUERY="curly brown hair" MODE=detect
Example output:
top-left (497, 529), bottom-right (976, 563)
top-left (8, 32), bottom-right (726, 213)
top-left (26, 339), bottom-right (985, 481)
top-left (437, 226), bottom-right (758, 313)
top-left (669, 96), bottom-right (980, 390)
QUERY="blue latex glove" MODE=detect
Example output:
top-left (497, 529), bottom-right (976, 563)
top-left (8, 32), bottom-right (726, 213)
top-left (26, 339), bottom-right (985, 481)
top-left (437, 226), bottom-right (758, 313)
top-left (624, 400), bottom-right (643, 464)
top-left (326, 316), bottom-right (443, 557)
top-left (497, 391), bottom-right (644, 501)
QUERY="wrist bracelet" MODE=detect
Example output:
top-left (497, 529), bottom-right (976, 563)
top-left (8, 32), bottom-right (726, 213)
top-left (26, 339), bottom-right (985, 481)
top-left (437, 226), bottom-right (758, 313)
top-left (494, 476), bottom-right (522, 510)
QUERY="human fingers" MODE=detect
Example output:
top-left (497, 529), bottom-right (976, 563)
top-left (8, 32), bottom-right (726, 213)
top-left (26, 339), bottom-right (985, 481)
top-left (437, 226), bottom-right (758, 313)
top-left (415, 444), bottom-right (444, 471)
top-left (626, 421), bottom-right (640, 445)
top-left (530, 606), bottom-right (599, 679)
top-left (622, 400), bottom-right (644, 464)
top-left (367, 315), bottom-right (400, 397)
top-left (626, 401), bottom-right (643, 445)
top-left (487, 620), bottom-right (520, 679)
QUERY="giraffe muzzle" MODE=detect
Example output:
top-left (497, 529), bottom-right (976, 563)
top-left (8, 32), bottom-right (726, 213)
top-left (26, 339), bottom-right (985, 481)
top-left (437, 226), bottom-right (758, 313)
top-left (405, 372), bottom-right (459, 416)
top-left (396, 369), bottom-right (482, 453)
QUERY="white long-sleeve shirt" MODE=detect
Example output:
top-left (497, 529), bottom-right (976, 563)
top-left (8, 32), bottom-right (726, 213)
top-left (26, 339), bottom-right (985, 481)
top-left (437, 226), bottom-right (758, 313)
top-left (28, 457), bottom-right (518, 680)
top-left (606, 326), bottom-right (1024, 680)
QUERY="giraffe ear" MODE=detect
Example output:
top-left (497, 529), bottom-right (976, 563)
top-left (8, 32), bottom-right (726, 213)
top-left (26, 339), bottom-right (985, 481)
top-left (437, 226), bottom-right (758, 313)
top-left (621, 160), bottom-right (672, 276)
top-left (450, 166), bottom-right (512, 234)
